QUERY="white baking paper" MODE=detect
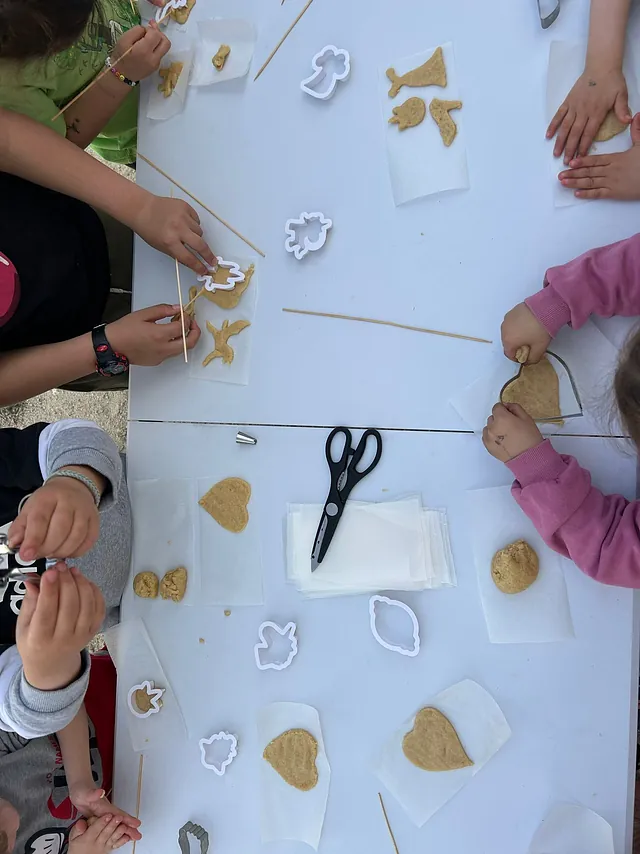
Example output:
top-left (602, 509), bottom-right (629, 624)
top-left (547, 41), bottom-right (640, 208)
top-left (528, 803), bottom-right (615, 854)
top-left (188, 259), bottom-right (258, 386)
top-left (191, 19), bottom-right (257, 86)
top-left (380, 42), bottom-right (468, 205)
top-left (449, 320), bottom-right (619, 434)
top-left (467, 485), bottom-right (574, 644)
top-left (104, 618), bottom-right (187, 751)
top-left (146, 46), bottom-right (193, 121)
top-left (196, 476), bottom-right (263, 605)
top-left (258, 702), bottom-right (330, 851)
top-left (375, 679), bottom-right (511, 827)
top-left (130, 479), bottom-right (197, 606)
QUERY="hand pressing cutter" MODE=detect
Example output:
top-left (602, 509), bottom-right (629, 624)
top-left (311, 427), bottom-right (383, 571)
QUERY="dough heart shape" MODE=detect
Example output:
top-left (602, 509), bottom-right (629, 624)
top-left (500, 355), bottom-right (561, 422)
top-left (198, 477), bottom-right (251, 533)
top-left (402, 707), bottom-right (473, 772)
top-left (263, 728), bottom-right (319, 791)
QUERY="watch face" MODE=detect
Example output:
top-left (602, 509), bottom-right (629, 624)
top-left (109, 362), bottom-right (128, 375)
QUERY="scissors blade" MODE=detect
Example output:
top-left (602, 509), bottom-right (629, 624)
top-left (310, 501), bottom-right (342, 571)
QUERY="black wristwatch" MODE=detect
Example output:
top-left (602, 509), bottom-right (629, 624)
top-left (92, 324), bottom-right (129, 377)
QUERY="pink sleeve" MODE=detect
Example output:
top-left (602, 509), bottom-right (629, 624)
top-left (524, 232), bottom-right (640, 337)
top-left (506, 440), bottom-right (640, 588)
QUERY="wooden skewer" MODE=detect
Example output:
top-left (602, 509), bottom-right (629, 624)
top-left (182, 285), bottom-right (206, 314)
top-left (171, 189), bottom-right (189, 362)
top-left (130, 0), bottom-right (137, 15)
top-left (378, 794), bottom-right (400, 854)
top-left (132, 755), bottom-right (144, 854)
top-left (282, 308), bottom-right (493, 345)
top-left (138, 154), bottom-right (266, 257)
top-left (254, 0), bottom-right (314, 81)
top-left (51, 43), bottom-right (137, 121)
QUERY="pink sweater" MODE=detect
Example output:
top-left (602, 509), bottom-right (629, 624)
top-left (509, 233), bottom-right (640, 588)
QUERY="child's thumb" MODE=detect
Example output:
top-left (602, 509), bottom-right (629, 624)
top-left (69, 819), bottom-right (88, 841)
top-left (614, 91), bottom-right (632, 125)
top-left (631, 113), bottom-right (640, 145)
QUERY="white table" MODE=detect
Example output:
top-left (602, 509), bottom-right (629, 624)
top-left (115, 422), bottom-right (639, 854)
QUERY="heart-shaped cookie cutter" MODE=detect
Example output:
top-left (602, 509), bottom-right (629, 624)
top-left (300, 45), bottom-right (351, 100)
top-left (199, 731), bottom-right (238, 775)
top-left (127, 680), bottom-right (165, 719)
top-left (254, 621), bottom-right (298, 671)
top-left (499, 350), bottom-right (583, 423)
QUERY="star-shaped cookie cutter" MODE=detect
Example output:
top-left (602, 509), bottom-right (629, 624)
top-left (178, 822), bottom-right (209, 854)
top-left (127, 680), bottom-right (165, 719)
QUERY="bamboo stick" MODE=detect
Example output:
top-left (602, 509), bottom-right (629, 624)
top-left (254, 0), bottom-right (314, 81)
top-left (51, 44), bottom-right (136, 121)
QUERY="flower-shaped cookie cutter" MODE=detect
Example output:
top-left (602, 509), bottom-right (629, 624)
top-left (178, 822), bottom-right (209, 854)
top-left (369, 595), bottom-right (420, 657)
top-left (127, 680), bottom-right (165, 718)
top-left (155, 0), bottom-right (188, 24)
top-left (199, 731), bottom-right (238, 775)
top-left (254, 621), bottom-right (298, 671)
top-left (301, 45), bottom-right (351, 100)
top-left (284, 212), bottom-right (332, 260)
top-left (197, 257), bottom-right (245, 293)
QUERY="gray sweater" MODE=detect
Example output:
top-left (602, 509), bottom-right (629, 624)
top-left (0, 421), bottom-right (131, 739)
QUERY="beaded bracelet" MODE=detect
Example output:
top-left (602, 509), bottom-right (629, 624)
top-left (46, 470), bottom-right (102, 507)
top-left (105, 57), bottom-right (138, 88)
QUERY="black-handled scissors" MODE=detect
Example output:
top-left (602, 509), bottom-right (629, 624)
top-left (311, 427), bottom-right (383, 571)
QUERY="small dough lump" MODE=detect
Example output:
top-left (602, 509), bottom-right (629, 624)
top-left (491, 540), bottom-right (539, 594)
top-left (133, 571), bottom-right (159, 599)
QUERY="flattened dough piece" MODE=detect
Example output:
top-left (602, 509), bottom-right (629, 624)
top-left (171, 0), bottom-right (196, 24)
top-left (386, 46), bottom-right (447, 98)
top-left (491, 540), bottom-right (539, 594)
top-left (594, 110), bottom-right (627, 142)
top-left (501, 355), bottom-right (561, 422)
top-left (203, 264), bottom-right (255, 309)
top-left (403, 707), bottom-right (473, 772)
top-left (429, 98), bottom-right (462, 147)
top-left (199, 477), bottom-right (251, 533)
top-left (263, 729), bottom-right (319, 791)
top-left (160, 566), bottom-right (188, 602)
top-left (213, 44), bottom-right (231, 70)
top-left (133, 571), bottom-right (159, 599)
top-left (389, 96), bottom-right (426, 131)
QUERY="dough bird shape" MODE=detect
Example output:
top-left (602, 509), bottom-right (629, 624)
top-left (203, 319), bottom-right (251, 366)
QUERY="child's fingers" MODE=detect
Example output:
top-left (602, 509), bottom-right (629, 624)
top-left (41, 505), bottom-right (76, 558)
top-left (55, 514), bottom-right (90, 561)
top-left (54, 564), bottom-right (81, 637)
top-left (72, 570), bottom-right (105, 640)
top-left (31, 568), bottom-right (61, 638)
top-left (69, 819), bottom-right (89, 841)
top-left (19, 503), bottom-right (55, 561)
top-left (107, 823), bottom-right (133, 847)
top-left (96, 815), bottom-right (120, 844)
top-left (7, 515), bottom-right (26, 551)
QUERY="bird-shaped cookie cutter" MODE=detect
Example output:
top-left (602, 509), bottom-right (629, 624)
top-left (499, 350), bottom-right (583, 422)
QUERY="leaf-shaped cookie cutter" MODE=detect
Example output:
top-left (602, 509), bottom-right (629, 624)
top-left (198, 731), bottom-right (238, 775)
top-left (254, 621), bottom-right (298, 671)
top-left (178, 822), bottom-right (209, 854)
top-left (127, 680), bottom-right (165, 719)
top-left (197, 257), bottom-right (245, 293)
top-left (499, 350), bottom-right (583, 423)
top-left (369, 595), bottom-right (420, 657)
top-left (300, 45), bottom-right (351, 100)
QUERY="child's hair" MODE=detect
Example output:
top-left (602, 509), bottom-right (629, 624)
top-left (614, 327), bottom-right (640, 447)
top-left (0, 0), bottom-right (98, 60)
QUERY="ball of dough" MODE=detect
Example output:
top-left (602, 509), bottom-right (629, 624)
top-left (133, 571), bottom-right (159, 599)
top-left (491, 540), bottom-right (539, 594)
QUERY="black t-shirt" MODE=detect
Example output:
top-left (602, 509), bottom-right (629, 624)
top-left (0, 172), bottom-right (110, 351)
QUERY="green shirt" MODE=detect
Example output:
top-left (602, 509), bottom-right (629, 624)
top-left (0, 0), bottom-right (140, 164)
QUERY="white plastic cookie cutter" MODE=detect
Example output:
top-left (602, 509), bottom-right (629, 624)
top-left (285, 213), bottom-right (332, 260)
top-left (254, 621), bottom-right (298, 671)
top-left (127, 680), bottom-right (165, 718)
top-left (155, 0), bottom-right (187, 24)
top-left (369, 595), bottom-right (420, 657)
top-left (301, 45), bottom-right (351, 100)
top-left (199, 732), bottom-right (238, 775)
top-left (197, 257), bottom-right (245, 293)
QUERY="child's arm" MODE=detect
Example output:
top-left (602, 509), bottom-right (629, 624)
top-left (547, 0), bottom-right (632, 161)
top-left (0, 108), bottom-right (214, 274)
top-left (483, 403), bottom-right (640, 588)
top-left (502, 231), bottom-right (640, 361)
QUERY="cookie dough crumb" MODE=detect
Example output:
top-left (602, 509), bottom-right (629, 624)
top-left (199, 637), bottom-right (206, 644)
top-left (133, 571), bottom-right (159, 599)
top-left (491, 540), bottom-right (539, 594)
top-left (213, 44), bottom-right (231, 70)
top-left (224, 610), bottom-right (231, 617)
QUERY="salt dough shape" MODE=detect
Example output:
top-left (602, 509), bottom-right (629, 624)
top-left (263, 729), bottom-right (319, 791)
top-left (501, 355), bottom-right (562, 422)
top-left (199, 732), bottom-right (238, 775)
top-left (386, 46), bottom-right (447, 98)
top-left (158, 61), bottom-right (184, 98)
top-left (389, 96), bottom-right (426, 131)
top-left (203, 264), bottom-right (255, 309)
top-left (198, 477), bottom-right (251, 533)
top-left (202, 319), bottom-right (251, 366)
top-left (127, 680), bottom-right (165, 719)
top-left (491, 541), bottom-right (539, 594)
top-left (429, 98), bottom-right (462, 147)
top-left (595, 110), bottom-right (627, 142)
top-left (213, 44), bottom-right (231, 70)
top-left (254, 621), bottom-right (298, 670)
top-left (133, 571), bottom-right (159, 599)
top-left (402, 707), bottom-right (473, 772)
top-left (156, 0), bottom-right (196, 25)
top-left (160, 566), bottom-right (188, 602)
top-left (197, 257), bottom-right (244, 293)
top-left (285, 213), bottom-right (332, 260)
top-left (515, 345), bottom-right (530, 364)
top-left (369, 595), bottom-right (420, 657)
top-left (300, 45), bottom-right (351, 100)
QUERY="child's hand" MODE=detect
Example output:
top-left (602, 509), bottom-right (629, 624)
top-left (482, 403), bottom-right (544, 463)
top-left (70, 788), bottom-right (141, 843)
top-left (501, 303), bottom-right (551, 364)
top-left (17, 564), bottom-right (105, 692)
top-left (547, 67), bottom-right (631, 164)
top-left (69, 815), bottom-right (132, 853)
top-left (8, 467), bottom-right (103, 562)
top-left (111, 24), bottom-right (171, 83)
top-left (106, 305), bottom-right (201, 366)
